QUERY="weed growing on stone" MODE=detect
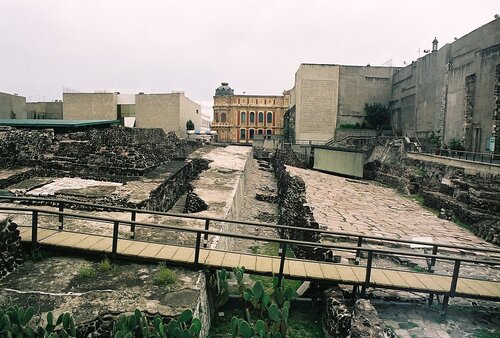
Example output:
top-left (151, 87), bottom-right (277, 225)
top-left (153, 262), bottom-right (177, 285)
top-left (411, 265), bottom-right (428, 273)
top-left (98, 257), bottom-right (119, 274)
top-left (452, 217), bottom-right (471, 231)
top-left (78, 265), bottom-right (96, 278)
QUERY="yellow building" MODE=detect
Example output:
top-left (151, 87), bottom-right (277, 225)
top-left (211, 83), bottom-right (290, 143)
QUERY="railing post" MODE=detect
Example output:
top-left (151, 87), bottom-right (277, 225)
top-left (449, 259), bottom-right (461, 297)
top-left (355, 236), bottom-right (363, 265)
top-left (194, 232), bottom-right (202, 267)
top-left (428, 245), bottom-right (438, 272)
top-left (361, 251), bottom-right (373, 296)
top-left (203, 219), bottom-right (210, 248)
top-left (58, 202), bottom-right (64, 230)
top-left (112, 221), bottom-right (119, 259)
top-left (130, 211), bottom-right (136, 239)
top-left (278, 242), bottom-right (287, 286)
top-left (31, 210), bottom-right (38, 247)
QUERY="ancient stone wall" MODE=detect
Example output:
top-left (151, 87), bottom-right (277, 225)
top-left (272, 150), bottom-right (330, 260)
top-left (141, 159), bottom-right (209, 212)
top-left (0, 127), bottom-right (199, 177)
top-left (323, 289), bottom-right (384, 338)
top-left (0, 219), bottom-right (23, 279)
top-left (364, 140), bottom-right (500, 244)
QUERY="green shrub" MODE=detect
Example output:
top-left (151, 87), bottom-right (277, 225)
top-left (153, 263), bottom-right (177, 285)
top-left (78, 265), bottom-right (96, 278)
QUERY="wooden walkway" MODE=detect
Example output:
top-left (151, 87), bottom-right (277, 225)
top-left (18, 226), bottom-right (500, 301)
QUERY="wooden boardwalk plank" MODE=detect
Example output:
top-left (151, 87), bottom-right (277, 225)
top-left (40, 232), bottom-right (75, 246)
top-left (319, 263), bottom-right (342, 281)
top-left (459, 278), bottom-right (497, 298)
top-left (398, 271), bottom-right (427, 290)
top-left (155, 245), bottom-right (179, 261)
top-left (255, 256), bottom-right (273, 274)
top-left (15, 228), bottom-right (500, 301)
top-left (140, 243), bottom-right (164, 259)
top-left (239, 254), bottom-right (257, 271)
top-left (206, 251), bottom-right (226, 267)
top-left (335, 265), bottom-right (360, 283)
top-left (120, 241), bottom-right (149, 256)
top-left (198, 249), bottom-right (210, 264)
top-left (37, 229), bottom-right (58, 241)
top-left (71, 235), bottom-right (103, 250)
top-left (370, 269), bottom-right (393, 287)
top-left (413, 273), bottom-right (446, 293)
top-left (455, 279), bottom-right (479, 295)
top-left (171, 247), bottom-right (194, 263)
top-left (221, 252), bottom-right (241, 269)
top-left (56, 233), bottom-right (90, 247)
top-left (430, 275), bottom-right (452, 292)
top-left (288, 260), bottom-right (306, 278)
top-left (88, 237), bottom-right (112, 252)
top-left (303, 261), bottom-right (324, 279)
top-left (381, 270), bottom-right (410, 289)
top-left (352, 266), bottom-right (367, 282)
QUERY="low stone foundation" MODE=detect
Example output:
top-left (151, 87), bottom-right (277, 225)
top-left (0, 219), bottom-right (23, 279)
top-left (324, 289), bottom-right (384, 338)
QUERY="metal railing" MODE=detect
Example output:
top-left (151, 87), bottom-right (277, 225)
top-left (1, 203), bottom-right (499, 314)
top-left (408, 145), bottom-right (500, 165)
top-left (2, 196), bottom-right (499, 262)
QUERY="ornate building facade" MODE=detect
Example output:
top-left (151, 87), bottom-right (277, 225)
top-left (211, 83), bottom-right (290, 143)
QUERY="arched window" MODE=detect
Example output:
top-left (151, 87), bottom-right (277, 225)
top-left (258, 112), bottom-right (264, 123)
top-left (249, 112), bottom-right (255, 124)
top-left (267, 112), bottom-right (273, 124)
top-left (249, 129), bottom-right (255, 139)
top-left (240, 112), bottom-right (246, 124)
top-left (257, 129), bottom-right (263, 135)
top-left (240, 129), bottom-right (246, 140)
top-left (215, 114), bottom-right (219, 123)
top-left (266, 129), bottom-right (272, 135)
top-left (221, 112), bottom-right (226, 123)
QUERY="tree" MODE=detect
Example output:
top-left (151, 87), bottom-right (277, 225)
top-left (363, 103), bottom-right (389, 129)
top-left (186, 119), bottom-right (195, 130)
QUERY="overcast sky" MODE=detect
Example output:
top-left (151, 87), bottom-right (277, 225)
top-left (1, 0), bottom-right (498, 115)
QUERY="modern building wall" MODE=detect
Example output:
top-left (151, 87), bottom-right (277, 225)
top-left (212, 83), bottom-right (290, 143)
top-left (291, 64), bottom-right (396, 142)
top-left (0, 92), bottom-right (27, 119)
top-left (179, 93), bottom-right (202, 135)
top-left (135, 92), bottom-right (200, 138)
top-left (27, 101), bottom-right (63, 119)
top-left (293, 64), bottom-right (340, 142)
top-left (63, 93), bottom-right (117, 120)
top-left (391, 18), bottom-right (500, 152)
top-left (338, 65), bottom-right (394, 126)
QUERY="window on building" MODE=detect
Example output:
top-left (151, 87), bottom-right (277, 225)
top-left (258, 112), bottom-right (264, 123)
top-left (249, 129), bottom-right (255, 139)
top-left (266, 129), bottom-right (272, 135)
top-left (241, 112), bottom-right (246, 124)
top-left (258, 129), bottom-right (263, 135)
top-left (215, 113), bottom-right (219, 122)
top-left (267, 112), bottom-right (273, 124)
top-left (240, 129), bottom-right (246, 140)
top-left (221, 112), bottom-right (226, 123)
top-left (249, 112), bottom-right (255, 124)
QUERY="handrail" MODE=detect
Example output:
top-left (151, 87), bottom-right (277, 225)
top-left (4, 204), bottom-right (500, 309)
top-left (1, 196), bottom-right (499, 257)
top-left (4, 205), bottom-right (499, 266)
top-left (408, 145), bottom-right (500, 165)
